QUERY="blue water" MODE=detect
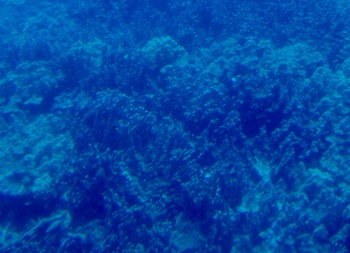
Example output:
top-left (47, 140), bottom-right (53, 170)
top-left (1, 0), bottom-right (350, 252)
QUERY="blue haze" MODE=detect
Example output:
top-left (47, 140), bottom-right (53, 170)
top-left (0, 0), bottom-right (350, 252)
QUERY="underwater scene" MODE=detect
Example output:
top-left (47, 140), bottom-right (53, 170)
top-left (1, 0), bottom-right (350, 252)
